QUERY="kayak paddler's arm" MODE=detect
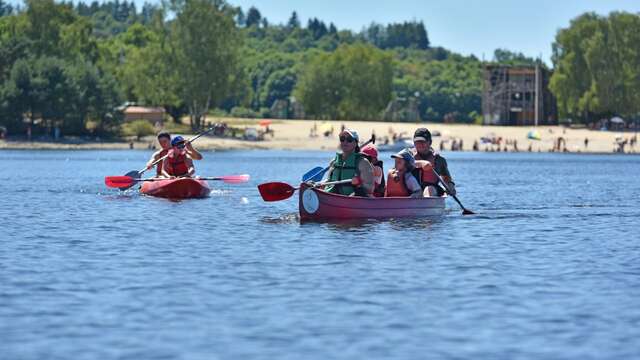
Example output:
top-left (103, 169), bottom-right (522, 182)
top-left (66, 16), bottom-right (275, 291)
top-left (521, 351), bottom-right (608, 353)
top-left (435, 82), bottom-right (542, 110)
top-left (185, 142), bottom-right (203, 160)
top-left (161, 158), bottom-right (171, 178)
top-left (146, 150), bottom-right (162, 170)
top-left (414, 160), bottom-right (432, 170)
top-left (185, 157), bottom-right (195, 177)
top-left (357, 158), bottom-right (375, 195)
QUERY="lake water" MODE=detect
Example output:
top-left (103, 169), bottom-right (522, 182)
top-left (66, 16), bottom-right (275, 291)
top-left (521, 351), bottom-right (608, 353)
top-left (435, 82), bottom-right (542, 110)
top-left (1, 149), bottom-right (640, 359)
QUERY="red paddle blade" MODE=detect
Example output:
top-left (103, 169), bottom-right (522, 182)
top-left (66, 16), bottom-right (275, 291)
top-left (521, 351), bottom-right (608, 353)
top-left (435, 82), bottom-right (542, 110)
top-left (105, 176), bottom-right (136, 188)
top-left (257, 182), bottom-right (296, 202)
top-left (220, 174), bottom-right (250, 184)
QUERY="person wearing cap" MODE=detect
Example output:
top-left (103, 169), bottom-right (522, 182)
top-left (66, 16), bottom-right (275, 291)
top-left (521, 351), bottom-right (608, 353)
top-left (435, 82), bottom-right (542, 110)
top-left (385, 149), bottom-right (422, 198)
top-left (146, 132), bottom-right (203, 177)
top-left (161, 136), bottom-right (196, 178)
top-left (411, 128), bottom-right (456, 196)
top-left (324, 129), bottom-right (374, 197)
top-left (361, 145), bottom-right (385, 197)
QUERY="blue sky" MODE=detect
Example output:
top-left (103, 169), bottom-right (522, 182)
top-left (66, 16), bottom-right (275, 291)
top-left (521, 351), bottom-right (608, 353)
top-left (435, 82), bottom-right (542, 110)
top-left (10, 0), bottom-right (640, 62)
top-left (229, 0), bottom-right (639, 62)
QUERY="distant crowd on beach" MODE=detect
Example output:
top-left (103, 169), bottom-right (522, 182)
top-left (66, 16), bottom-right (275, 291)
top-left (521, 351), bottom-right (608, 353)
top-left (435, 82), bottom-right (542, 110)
top-left (307, 122), bottom-right (639, 154)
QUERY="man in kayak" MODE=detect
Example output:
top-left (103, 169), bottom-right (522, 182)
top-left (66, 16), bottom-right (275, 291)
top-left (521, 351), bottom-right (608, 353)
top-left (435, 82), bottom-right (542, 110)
top-left (410, 128), bottom-right (456, 197)
top-left (385, 149), bottom-right (422, 198)
top-left (146, 132), bottom-right (203, 176)
top-left (325, 129), bottom-right (374, 197)
top-left (161, 136), bottom-right (196, 178)
top-left (361, 145), bottom-right (385, 197)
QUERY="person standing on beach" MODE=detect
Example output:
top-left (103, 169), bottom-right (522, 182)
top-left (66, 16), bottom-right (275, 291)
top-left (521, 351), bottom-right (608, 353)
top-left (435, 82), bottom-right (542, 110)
top-left (411, 128), bottom-right (456, 197)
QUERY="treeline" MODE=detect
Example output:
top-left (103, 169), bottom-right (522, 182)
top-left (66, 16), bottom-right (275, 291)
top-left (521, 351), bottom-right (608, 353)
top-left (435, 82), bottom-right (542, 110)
top-left (2, 0), bottom-right (484, 137)
top-left (2, 0), bottom-right (632, 138)
top-left (550, 12), bottom-right (640, 122)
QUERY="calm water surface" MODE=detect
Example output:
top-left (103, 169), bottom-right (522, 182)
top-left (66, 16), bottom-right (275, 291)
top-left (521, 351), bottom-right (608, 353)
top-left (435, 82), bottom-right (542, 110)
top-left (1, 149), bottom-right (639, 359)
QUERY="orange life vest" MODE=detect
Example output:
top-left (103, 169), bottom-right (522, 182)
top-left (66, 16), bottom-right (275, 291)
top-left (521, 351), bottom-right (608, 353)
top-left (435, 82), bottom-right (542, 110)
top-left (385, 169), bottom-right (410, 197)
top-left (413, 150), bottom-right (439, 186)
top-left (165, 149), bottom-right (189, 176)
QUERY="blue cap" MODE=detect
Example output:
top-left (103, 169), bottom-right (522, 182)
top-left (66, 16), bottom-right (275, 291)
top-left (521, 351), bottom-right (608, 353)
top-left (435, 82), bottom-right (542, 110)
top-left (391, 148), bottom-right (416, 169)
top-left (171, 136), bottom-right (185, 147)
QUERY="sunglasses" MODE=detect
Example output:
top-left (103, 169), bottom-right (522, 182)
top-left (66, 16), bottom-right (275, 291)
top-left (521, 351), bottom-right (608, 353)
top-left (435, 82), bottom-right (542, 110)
top-left (339, 136), bottom-right (356, 143)
top-left (175, 142), bottom-right (186, 149)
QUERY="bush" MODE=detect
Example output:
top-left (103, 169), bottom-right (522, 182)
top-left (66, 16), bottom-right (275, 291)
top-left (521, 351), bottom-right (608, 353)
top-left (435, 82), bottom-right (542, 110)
top-left (122, 119), bottom-right (156, 140)
top-left (230, 106), bottom-right (259, 118)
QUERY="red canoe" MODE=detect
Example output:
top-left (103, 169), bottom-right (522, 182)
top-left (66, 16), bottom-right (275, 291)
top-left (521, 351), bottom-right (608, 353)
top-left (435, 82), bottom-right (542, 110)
top-left (298, 183), bottom-right (445, 221)
top-left (140, 178), bottom-right (210, 199)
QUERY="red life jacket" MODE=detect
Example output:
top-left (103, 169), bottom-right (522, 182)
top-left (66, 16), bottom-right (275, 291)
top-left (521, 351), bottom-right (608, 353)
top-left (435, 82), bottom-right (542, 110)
top-left (385, 169), bottom-right (410, 197)
top-left (155, 148), bottom-right (169, 176)
top-left (413, 149), bottom-right (439, 186)
top-left (165, 149), bottom-right (189, 176)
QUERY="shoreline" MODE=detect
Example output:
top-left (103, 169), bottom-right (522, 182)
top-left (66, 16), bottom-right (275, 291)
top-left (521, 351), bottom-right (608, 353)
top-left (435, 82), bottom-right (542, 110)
top-left (1, 119), bottom-right (638, 155)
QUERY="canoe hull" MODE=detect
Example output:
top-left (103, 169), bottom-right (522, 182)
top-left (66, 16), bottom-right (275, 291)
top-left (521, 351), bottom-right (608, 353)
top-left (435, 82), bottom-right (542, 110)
top-left (298, 183), bottom-right (445, 221)
top-left (140, 178), bottom-right (210, 199)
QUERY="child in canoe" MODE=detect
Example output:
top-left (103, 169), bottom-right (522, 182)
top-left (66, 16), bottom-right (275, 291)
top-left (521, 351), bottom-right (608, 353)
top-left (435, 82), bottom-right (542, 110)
top-left (384, 149), bottom-right (423, 198)
top-left (360, 145), bottom-right (385, 197)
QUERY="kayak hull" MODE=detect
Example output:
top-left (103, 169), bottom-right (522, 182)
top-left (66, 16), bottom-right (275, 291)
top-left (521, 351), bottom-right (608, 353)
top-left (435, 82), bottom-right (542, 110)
top-left (140, 178), bottom-right (210, 199)
top-left (298, 183), bottom-right (445, 221)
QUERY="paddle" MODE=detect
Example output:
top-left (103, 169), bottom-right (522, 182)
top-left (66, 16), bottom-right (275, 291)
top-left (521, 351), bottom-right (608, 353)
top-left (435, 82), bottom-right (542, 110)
top-left (301, 166), bottom-right (324, 182)
top-left (432, 169), bottom-right (475, 215)
top-left (258, 179), bottom-right (351, 202)
top-left (302, 133), bottom-right (377, 182)
top-left (105, 174), bottom-right (250, 189)
top-left (106, 126), bottom-right (216, 190)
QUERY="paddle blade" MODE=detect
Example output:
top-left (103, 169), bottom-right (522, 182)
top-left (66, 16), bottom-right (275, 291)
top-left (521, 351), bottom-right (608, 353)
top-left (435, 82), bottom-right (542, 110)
top-left (257, 182), bottom-right (296, 202)
top-left (304, 167), bottom-right (328, 182)
top-left (302, 166), bottom-right (324, 181)
top-left (219, 174), bottom-right (250, 184)
top-left (462, 209), bottom-right (475, 215)
top-left (310, 168), bottom-right (328, 182)
top-left (105, 176), bottom-right (136, 188)
top-left (125, 170), bottom-right (142, 179)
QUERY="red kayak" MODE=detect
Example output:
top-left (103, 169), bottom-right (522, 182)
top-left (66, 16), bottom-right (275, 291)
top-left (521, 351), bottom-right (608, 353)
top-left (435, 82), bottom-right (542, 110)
top-left (140, 178), bottom-right (211, 199)
top-left (298, 183), bottom-right (445, 221)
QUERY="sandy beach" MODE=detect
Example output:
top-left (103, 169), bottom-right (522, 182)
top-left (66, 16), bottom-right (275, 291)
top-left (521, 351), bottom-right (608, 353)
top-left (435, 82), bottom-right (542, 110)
top-left (1, 118), bottom-right (637, 154)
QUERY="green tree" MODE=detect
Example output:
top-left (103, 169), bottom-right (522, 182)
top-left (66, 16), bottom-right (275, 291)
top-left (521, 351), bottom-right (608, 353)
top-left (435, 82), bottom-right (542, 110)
top-left (550, 12), bottom-right (640, 121)
top-left (287, 11), bottom-right (300, 29)
top-left (170, 0), bottom-right (242, 129)
top-left (295, 43), bottom-right (393, 120)
top-left (245, 6), bottom-right (261, 27)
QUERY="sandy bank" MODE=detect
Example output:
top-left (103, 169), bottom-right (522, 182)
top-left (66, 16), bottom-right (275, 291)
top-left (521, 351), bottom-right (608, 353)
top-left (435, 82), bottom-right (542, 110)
top-left (1, 118), bottom-right (637, 154)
